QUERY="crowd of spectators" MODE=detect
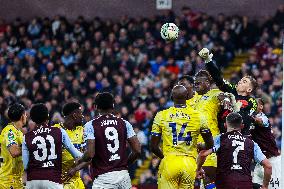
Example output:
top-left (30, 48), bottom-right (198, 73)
top-left (0, 4), bottom-right (283, 187)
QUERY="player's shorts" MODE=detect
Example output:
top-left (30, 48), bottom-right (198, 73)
top-left (0, 176), bottom-right (23, 189)
top-left (92, 170), bottom-right (131, 189)
top-left (202, 153), bottom-right (217, 167)
top-left (253, 155), bottom-right (281, 189)
top-left (158, 155), bottom-right (196, 189)
top-left (26, 180), bottom-right (63, 189)
top-left (64, 177), bottom-right (85, 189)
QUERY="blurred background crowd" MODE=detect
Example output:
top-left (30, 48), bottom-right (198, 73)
top-left (0, 4), bottom-right (283, 187)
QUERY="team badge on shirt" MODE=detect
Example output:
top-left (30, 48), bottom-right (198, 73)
top-left (8, 129), bottom-right (15, 142)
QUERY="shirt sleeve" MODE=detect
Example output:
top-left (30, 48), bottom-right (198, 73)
top-left (151, 112), bottom-right (162, 137)
top-left (5, 128), bottom-right (19, 148)
top-left (200, 115), bottom-right (210, 132)
top-left (248, 97), bottom-right (258, 113)
top-left (253, 142), bottom-right (266, 164)
top-left (212, 135), bottom-right (221, 153)
top-left (22, 136), bottom-right (29, 170)
top-left (84, 121), bottom-right (95, 141)
top-left (124, 120), bottom-right (136, 139)
top-left (61, 128), bottom-right (83, 159)
top-left (256, 113), bottom-right (270, 127)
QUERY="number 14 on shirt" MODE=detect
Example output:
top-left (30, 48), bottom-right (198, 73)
top-left (169, 123), bottom-right (192, 145)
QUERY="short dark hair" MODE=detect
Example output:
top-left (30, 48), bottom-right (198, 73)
top-left (30, 103), bottom-right (49, 124)
top-left (257, 98), bottom-right (264, 106)
top-left (62, 102), bottom-right (81, 117)
top-left (244, 76), bottom-right (258, 92)
top-left (8, 103), bottom-right (25, 122)
top-left (226, 112), bottom-right (243, 128)
top-left (195, 70), bottom-right (213, 83)
top-left (178, 75), bottom-right (194, 84)
top-left (95, 92), bottom-right (114, 110)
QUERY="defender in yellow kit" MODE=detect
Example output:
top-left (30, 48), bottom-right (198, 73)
top-left (54, 102), bottom-right (86, 189)
top-left (0, 103), bottom-right (27, 189)
top-left (150, 85), bottom-right (213, 189)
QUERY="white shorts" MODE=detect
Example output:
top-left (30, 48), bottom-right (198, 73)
top-left (92, 170), bottom-right (131, 189)
top-left (253, 156), bottom-right (281, 189)
top-left (26, 180), bottom-right (63, 189)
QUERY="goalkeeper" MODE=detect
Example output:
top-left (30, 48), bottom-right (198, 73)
top-left (198, 48), bottom-right (258, 136)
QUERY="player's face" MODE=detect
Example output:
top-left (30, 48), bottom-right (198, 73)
top-left (236, 77), bottom-right (252, 94)
top-left (178, 79), bottom-right (193, 95)
top-left (22, 112), bottom-right (27, 125)
top-left (73, 109), bottom-right (84, 125)
top-left (194, 77), bottom-right (210, 94)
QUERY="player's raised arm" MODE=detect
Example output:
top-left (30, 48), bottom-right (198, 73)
top-left (125, 121), bottom-right (141, 164)
top-left (198, 48), bottom-right (236, 93)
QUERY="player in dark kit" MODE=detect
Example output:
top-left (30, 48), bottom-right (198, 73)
top-left (251, 98), bottom-right (281, 189)
top-left (22, 103), bottom-right (82, 189)
top-left (199, 48), bottom-right (258, 136)
top-left (76, 92), bottom-right (141, 189)
top-left (197, 112), bottom-right (272, 189)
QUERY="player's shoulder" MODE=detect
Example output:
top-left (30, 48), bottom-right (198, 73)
top-left (248, 96), bottom-right (257, 109)
top-left (84, 116), bottom-right (104, 128)
top-left (1, 124), bottom-right (17, 135)
top-left (248, 96), bottom-right (257, 103)
top-left (208, 88), bottom-right (222, 97)
top-left (210, 88), bottom-right (222, 93)
top-left (84, 119), bottom-right (95, 128)
top-left (53, 123), bottom-right (63, 128)
top-left (155, 108), bottom-right (169, 117)
top-left (184, 106), bottom-right (201, 117)
top-left (120, 117), bottom-right (131, 125)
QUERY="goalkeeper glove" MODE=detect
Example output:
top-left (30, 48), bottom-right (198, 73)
top-left (198, 48), bottom-right (213, 63)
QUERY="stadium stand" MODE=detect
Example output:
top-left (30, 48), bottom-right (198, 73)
top-left (0, 4), bottom-right (283, 188)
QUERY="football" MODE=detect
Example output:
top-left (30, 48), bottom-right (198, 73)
top-left (160, 23), bottom-right (179, 41)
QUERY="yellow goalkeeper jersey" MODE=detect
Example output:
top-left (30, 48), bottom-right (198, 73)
top-left (151, 105), bottom-right (209, 158)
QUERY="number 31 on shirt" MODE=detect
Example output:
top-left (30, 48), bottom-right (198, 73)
top-left (169, 123), bottom-right (192, 145)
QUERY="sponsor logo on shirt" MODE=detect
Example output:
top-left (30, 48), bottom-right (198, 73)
top-left (237, 100), bottom-right (248, 108)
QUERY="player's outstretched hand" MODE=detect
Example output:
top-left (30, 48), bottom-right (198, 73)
top-left (198, 48), bottom-right (213, 63)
